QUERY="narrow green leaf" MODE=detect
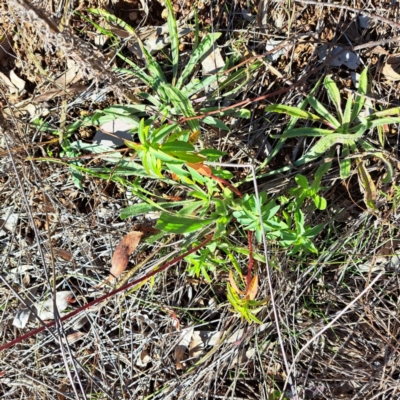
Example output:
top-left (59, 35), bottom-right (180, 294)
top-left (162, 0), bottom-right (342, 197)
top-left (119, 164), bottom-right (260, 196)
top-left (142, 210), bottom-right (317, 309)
top-left (295, 135), bottom-right (357, 166)
top-left (266, 104), bottom-right (324, 123)
top-left (165, 0), bottom-right (179, 85)
top-left (369, 106), bottom-right (400, 118)
top-left (150, 123), bottom-right (179, 143)
top-left (357, 160), bottom-right (378, 211)
top-left (343, 92), bottom-right (352, 125)
top-left (339, 143), bottom-right (351, 179)
top-left (162, 84), bottom-right (200, 132)
top-left (324, 75), bottom-right (343, 122)
top-left (202, 116), bottom-right (230, 131)
top-left (368, 117), bottom-right (400, 129)
top-left (272, 127), bottom-right (334, 138)
top-left (350, 67), bottom-right (368, 124)
top-left (162, 141), bottom-right (195, 152)
top-left (177, 32), bottom-right (222, 89)
top-left (156, 213), bottom-right (214, 233)
top-left (121, 200), bottom-right (191, 219)
top-left (307, 96), bottom-right (341, 128)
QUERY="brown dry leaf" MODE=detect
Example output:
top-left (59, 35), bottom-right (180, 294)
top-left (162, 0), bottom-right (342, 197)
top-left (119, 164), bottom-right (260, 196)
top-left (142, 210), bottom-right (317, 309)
top-left (110, 231), bottom-right (143, 278)
top-left (175, 327), bottom-right (194, 369)
top-left (136, 349), bottom-right (152, 367)
top-left (246, 275), bottom-right (258, 300)
top-left (54, 248), bottom-right (73, 262)
top-left (188, 130), bottom-right (200, 145)
top-left (66, 331), bottom-right (86, 344)
top-left (189, 330), bottom-right (222, 358)
top-left (382, 55), bottom-right (400, 81)
top-left (186, 162), bottom-right (212, 177)
top-left (229, 270), bottom-right (245, 295)
top-left (256, 0), bottom-right (268, 30)
top-left (356, 160), bottom-right (378, 211)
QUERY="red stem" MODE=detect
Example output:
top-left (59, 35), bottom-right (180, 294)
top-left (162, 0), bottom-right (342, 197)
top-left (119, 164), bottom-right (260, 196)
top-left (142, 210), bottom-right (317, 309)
top-left (246, 230), bottom-right (254, 290)
top-left (0, 235), bottom-right (213, 352)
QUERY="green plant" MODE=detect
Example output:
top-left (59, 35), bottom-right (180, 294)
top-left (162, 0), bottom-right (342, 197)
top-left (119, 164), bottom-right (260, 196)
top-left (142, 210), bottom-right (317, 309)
top-left (265, 67), bottom-right (400, 182)
top-left (30, 4), bottom-right (329, 324)
top-left (289, 174), bottom-right (327, 211)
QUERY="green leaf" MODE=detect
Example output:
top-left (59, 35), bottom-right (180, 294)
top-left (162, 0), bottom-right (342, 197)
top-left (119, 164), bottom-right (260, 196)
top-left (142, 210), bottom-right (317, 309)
top-left (150, 123), bottom-right (179, 143)
top-left (350, 67), bottom-right (368, 124)
top-left (162, 84), bottom-right (200, 132)
top-left (324, 75), bottom-right (343, 122)
top-left (369, 106), bottom-right (400, 118)
top-left (265, 104), bottom-right (324, 123)
top-left (165, 0), bottom-right (179, 85)
top-left (202, 116), bottom-right (230, 131)
top-left (162, 141), bottom-right (195, 152)
top-left (156, 213), bottom-right (214, 233)
top-left (199, 148), bottom-right (226, 157)
top-left (307, 96), bottom-right (341, 128)
top-left (272, 127), bottom-right (334, 138)
top-left (120, 200), bottom-right (191, 219)
top-left (357, 160), bottom-right (378, 211)
top-left (169, 151), bottom-right (206, 163)
top-left (339, 143), bottom-right (352, 179)
top-left (368, 117), bottom-right (400, 129)
top-left (295, 174), bottom-right (309, 189)
top-left (343, 92), bottom-right (353, 126)
top-left (295, 134), bottom-right (357, 166)
top-left (313, 194), bottom-right (327, 210)
top-left (177, 32), bottom-right (222, 89)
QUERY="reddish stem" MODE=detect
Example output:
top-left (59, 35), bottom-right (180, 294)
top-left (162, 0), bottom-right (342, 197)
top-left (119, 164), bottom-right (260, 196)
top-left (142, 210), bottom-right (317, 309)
top-left (246, 230), bottom-right (254, 290)
top-left (0, 235), bottom-right (213, 352)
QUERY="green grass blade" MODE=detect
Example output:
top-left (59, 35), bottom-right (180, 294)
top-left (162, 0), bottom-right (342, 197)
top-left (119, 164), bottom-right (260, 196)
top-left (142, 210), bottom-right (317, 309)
top-left (350, 67), bottom-right (368, 124)
top-left (165, 0), bottom-right (179, 86)
top-left (324, 75), bottom-right (343, 122)
top-left (176, 32), bottom-right (222, 89)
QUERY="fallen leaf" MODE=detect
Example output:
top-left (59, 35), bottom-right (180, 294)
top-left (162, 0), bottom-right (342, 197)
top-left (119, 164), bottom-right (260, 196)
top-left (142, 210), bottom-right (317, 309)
top-left (35, 291), bottom-right (75, 320)
top-left (382, 55), bottom-right (400, 81)
top-left (189, 330), bottom-right (222, 358)
top-left (110, 231), bottom-right (143, 278)
top-left (318, 44), bottom-right (360, 69)
top-left (9, 70), bottom-right (26, 96)
top-left (186, 162), bottom-right (212, 177)
top-left (54, 248), bottom-right (73, 261)
top-left (246, 275), bottom-right (258, 300)
top-left (136, 349), bottom-right (152, 367)
top-left (175, 327), bottom-right (194, 369)
top-left (65, 331), bottom-right (86, 344)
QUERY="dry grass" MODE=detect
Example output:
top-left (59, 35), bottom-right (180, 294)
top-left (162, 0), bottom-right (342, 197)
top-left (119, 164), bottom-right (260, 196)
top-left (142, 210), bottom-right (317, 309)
top-left (2, 0), bottom-right (400, 399)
